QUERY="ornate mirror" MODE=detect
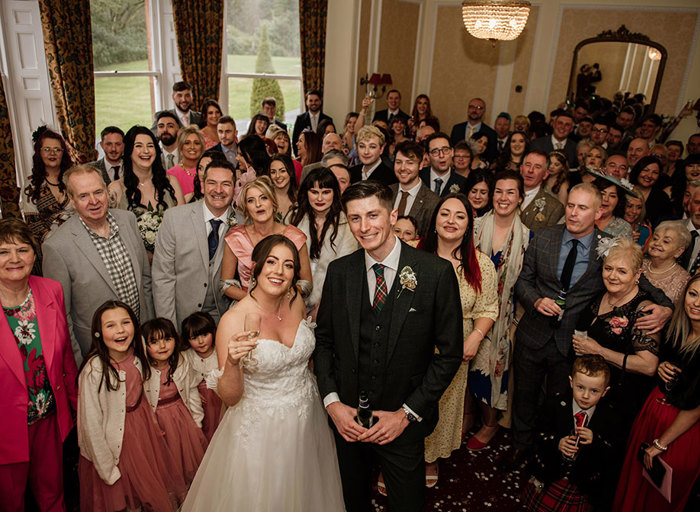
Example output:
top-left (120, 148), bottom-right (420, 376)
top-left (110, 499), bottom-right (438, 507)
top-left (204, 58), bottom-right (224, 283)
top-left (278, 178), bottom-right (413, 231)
top-left (567, 25), bottom-right (667, 112)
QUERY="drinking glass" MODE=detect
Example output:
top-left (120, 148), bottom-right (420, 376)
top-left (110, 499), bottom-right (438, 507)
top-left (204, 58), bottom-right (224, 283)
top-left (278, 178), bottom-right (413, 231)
top-left (243, 313), bottom-right (261, 368)
top-left (573, 330), bottom-right (587, 356)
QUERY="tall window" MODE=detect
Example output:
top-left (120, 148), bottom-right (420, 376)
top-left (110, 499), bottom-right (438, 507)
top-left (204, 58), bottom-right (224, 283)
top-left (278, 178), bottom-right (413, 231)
top-left (91, 0), bottom-right (156, 135)
top-left (225, 0), bottom-right (302, 133)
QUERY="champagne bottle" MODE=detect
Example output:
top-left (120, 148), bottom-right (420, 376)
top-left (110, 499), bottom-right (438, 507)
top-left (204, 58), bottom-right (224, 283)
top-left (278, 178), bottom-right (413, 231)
top-left (357, 391), bottom-right (374, 428)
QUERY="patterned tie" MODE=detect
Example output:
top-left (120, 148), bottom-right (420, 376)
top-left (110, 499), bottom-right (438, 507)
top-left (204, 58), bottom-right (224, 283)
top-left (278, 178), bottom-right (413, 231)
top-left (166, 153), bottom-right (175, 169)
top-left (560, 239), bottom-right (579, 291)
top-left (397, 191), bottom-right (410, 217)
top-left (467, 124), bottom-right (474, 140)
top-left (111, 166), bottom-right (120, 182)
top-left (372, 264), bottom-right (388, 313)
top-left (574, 411), bottom-right (588, 428)
top-left (208, 219), bottom-right (223, 260)
top-left (434, 178), bottom-right (443, 195)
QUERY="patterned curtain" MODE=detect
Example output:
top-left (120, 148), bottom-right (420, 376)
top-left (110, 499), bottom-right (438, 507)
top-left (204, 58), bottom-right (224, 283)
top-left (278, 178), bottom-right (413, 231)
top-left (38, 0), bottom-right (97, 163)
top-left (172, 0), bottom-right (224, 107)
top-left (0, 76), bottom-right (20, 218)
top-left (298, 0), bottom-right (328, 95)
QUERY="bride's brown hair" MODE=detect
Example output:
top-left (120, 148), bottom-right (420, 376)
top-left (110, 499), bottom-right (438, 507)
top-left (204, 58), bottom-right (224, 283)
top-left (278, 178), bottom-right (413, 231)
top-left (249, 234), bottom-right (300, 304)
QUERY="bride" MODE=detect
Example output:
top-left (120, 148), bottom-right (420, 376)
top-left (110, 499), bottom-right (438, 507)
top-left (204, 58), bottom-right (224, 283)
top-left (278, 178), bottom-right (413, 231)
top-left (182, 234), bottom-right (345, 511)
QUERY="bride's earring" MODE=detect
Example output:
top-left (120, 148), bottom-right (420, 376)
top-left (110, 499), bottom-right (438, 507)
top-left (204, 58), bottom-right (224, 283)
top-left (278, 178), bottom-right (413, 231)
top-left (250, 277), bottom-right (256, 288)
top-left (286, 287), bottom-right (292, 300)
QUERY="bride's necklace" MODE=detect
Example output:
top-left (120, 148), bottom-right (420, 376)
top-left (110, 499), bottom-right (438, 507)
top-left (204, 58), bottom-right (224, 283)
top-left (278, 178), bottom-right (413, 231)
top-left (647, 260), bottom-right (676, 275)
top-left (255, 300), bottom-right (283, 321)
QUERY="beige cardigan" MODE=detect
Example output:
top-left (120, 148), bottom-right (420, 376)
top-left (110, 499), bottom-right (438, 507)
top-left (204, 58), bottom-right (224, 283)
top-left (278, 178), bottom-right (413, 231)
top-left (77, 355), bottom-right (146, 485)
top-left (143, 355), bottom-right (204, 428)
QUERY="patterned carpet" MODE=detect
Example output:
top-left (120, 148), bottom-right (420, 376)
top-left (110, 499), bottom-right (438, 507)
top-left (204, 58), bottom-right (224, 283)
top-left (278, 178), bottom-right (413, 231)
top-left (371, 427), bottom-right (529, 512)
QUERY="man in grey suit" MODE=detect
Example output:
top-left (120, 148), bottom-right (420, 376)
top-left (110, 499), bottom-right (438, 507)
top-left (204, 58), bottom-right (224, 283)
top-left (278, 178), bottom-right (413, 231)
top-left (42, 165), bottom-right (153, 364)
top-left (151, 81), bottom-right (201, 131)
top-left (152, 160), bottom-right (240, 328)
top-left (88, 126), bottom-right (125, 184)
top-left (530, 110), bottom-right (577, 168)
top-left (506, 182), bottom-right (672, 470)
top-left (390, 141), bottom-right (439, 238)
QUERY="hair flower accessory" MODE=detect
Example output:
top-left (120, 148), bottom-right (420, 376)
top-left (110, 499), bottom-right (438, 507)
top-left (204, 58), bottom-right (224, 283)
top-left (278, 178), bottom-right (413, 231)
top-left (397, 266), bottom-right (417, 298)
top-left (595, 236), bottom-right (620, 260)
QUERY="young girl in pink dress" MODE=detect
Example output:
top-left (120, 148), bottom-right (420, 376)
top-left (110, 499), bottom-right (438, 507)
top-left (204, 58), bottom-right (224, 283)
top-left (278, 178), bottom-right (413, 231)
top-left (78, 301), bottom-right (185, 511)
top-left (181, 311), bottom-right (224, 441)
top-left (142, 318), bottom-right (207, 488)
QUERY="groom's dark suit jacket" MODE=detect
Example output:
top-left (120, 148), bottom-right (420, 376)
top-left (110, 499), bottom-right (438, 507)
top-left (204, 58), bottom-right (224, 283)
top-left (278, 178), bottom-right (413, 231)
top-left (314, 242), bottom-right (463, 442)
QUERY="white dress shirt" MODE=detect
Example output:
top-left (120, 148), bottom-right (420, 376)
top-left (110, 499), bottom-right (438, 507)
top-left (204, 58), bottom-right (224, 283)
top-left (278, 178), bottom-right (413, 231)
top-left (393, 180), bottom-right (422, 215)
top-left (551, 135), bottom-right (566, 151)
top-left (203, 202), bottom-right (231, 239)
top-left (429, 169), bottom-right (451, 195)
top-left (522, 186), bottom-right (540, 210)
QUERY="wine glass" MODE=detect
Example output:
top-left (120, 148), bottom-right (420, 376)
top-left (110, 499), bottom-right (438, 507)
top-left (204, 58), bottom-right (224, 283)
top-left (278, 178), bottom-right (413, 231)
top-left (243, 312), bottom-right (261, 368)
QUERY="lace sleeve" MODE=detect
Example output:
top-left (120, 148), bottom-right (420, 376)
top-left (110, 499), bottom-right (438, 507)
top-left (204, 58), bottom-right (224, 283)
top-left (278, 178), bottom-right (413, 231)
top-left (631, 328), bottom-right (659, 355)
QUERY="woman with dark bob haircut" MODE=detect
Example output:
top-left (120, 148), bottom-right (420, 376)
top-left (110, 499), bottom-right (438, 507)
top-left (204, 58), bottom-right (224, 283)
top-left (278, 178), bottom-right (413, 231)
top-left (628, 155), bottom-right (671, 227)
top-left (0, 218), bottom-right (79, 510)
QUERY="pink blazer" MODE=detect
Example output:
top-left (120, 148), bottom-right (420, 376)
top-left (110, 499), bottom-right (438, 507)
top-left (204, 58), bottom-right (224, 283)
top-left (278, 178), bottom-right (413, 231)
top-left (0, 275), bottom-right (79, 464)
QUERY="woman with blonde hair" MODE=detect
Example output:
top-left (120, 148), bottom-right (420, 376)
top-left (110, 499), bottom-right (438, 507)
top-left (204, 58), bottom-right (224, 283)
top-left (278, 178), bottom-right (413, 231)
top-left (220, 176), bottom-right (312, 303)
top-left (167, 125), bottom-right (205, 201)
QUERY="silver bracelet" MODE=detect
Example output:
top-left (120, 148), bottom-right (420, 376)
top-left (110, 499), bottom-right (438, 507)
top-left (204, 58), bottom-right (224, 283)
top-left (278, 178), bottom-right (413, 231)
top-left (473, 327), bottom-right (485, 339)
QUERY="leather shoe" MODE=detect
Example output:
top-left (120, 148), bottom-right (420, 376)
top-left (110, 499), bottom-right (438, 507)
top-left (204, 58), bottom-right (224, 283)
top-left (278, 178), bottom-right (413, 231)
top-left (499, 448), bottom-right (530, 472)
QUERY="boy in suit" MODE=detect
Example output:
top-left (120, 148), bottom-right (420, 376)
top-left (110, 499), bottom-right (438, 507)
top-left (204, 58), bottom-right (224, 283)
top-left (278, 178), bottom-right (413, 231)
top-left (524, 355), bottom-right (624, 511)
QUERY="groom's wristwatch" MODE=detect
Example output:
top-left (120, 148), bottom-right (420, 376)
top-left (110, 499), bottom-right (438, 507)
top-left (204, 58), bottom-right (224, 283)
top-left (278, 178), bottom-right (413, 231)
top-left (402, 405), bottom-right (418, 423)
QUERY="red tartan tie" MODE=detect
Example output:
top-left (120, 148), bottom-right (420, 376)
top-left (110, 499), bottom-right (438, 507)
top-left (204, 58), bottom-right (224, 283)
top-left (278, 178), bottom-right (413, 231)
top-left (574, 411), bottom-right (588, 428)
top-left (372, 264), bottom-right (388, 313)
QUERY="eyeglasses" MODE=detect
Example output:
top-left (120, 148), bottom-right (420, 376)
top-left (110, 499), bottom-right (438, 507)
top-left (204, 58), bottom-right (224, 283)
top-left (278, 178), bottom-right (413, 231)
top-left (41, 147), bottom-right (63, 154)
top-left (429, 147), bottom-right (451, 157)
top-left (468, 105), bottom-right (485, 111)
top-left (592, 128), bottom-right (608, 134)
top-left (453, 154), bottom-right (471, 160)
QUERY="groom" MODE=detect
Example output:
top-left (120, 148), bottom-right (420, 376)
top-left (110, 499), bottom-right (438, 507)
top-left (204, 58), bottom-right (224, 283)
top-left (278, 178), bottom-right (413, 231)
top-left (314, 181), bottom-right (463, 511)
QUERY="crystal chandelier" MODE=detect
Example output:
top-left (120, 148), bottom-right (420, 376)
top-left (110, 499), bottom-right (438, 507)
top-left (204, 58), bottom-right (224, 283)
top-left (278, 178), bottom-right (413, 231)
top-left (462, 1), bottom-right (531, 42)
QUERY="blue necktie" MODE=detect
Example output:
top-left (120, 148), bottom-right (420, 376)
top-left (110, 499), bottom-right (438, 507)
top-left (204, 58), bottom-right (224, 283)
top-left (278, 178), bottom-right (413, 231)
top-left (208, 219), bottom-right (223, 260)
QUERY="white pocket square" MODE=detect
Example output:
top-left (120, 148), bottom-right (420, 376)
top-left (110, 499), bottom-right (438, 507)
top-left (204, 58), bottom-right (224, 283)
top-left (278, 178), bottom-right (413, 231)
top-left (409, 308), bottom-right (417, 313)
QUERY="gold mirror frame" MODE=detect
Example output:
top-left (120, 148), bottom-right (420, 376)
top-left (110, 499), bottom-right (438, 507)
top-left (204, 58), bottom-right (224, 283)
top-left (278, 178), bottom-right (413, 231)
top-left (567, 25), bottom-right (667, 112)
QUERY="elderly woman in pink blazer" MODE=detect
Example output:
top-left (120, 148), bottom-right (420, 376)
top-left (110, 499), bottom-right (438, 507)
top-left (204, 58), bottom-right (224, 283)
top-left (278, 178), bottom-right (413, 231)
top-left (0, 218), bottom-right (78, 512)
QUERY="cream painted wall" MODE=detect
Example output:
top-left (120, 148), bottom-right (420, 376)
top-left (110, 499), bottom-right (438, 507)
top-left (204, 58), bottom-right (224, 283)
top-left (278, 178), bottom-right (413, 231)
top-left (324, 0), bottom-right (700, 143)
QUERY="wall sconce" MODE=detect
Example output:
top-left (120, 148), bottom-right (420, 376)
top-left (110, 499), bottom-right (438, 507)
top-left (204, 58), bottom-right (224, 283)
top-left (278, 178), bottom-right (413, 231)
top-left (359, 73), bottom-right (393, 98)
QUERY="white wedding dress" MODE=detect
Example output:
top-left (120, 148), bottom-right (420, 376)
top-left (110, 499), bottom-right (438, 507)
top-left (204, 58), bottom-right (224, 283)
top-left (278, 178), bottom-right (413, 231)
top-left (181, 319), bottom-right (345, 511)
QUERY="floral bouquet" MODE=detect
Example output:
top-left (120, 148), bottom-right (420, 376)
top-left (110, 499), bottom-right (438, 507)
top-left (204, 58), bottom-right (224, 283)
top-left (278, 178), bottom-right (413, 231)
top-left (136, 207), bottom-right (165, 253)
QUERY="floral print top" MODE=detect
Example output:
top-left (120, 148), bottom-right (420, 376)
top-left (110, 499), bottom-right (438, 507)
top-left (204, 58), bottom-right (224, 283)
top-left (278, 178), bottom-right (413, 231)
top-left (3, 289), bottom-right (55, 424)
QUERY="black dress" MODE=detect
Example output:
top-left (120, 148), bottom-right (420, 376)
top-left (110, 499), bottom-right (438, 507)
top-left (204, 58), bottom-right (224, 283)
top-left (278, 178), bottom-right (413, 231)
top-left (576, 289), bottom-right (659, 433)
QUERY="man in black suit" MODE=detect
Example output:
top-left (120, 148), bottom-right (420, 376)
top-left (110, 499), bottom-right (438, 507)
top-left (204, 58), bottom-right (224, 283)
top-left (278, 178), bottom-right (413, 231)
top-left (349, 125), bottom-right (397, 186)
top-left (390, 141), bottom-right (440, 238)
top-left (261, 96), bottom-right (287, 131)
top-left (292, 89), bottom-right (333, 156)
top-left (151, 81), bottom-right (201, 131)
top-left (88, 126), bottom-right (124, 184)
top-left (314, 181), bottom-right (463, 512)
top-left (419, 132), bottom-right (467, 197)
top-left (530, 110), bottom-right (578, 168)
top-left (450, 97), bottom-right (498, 162)
top-left (373, 89), bottom-right (410, 125)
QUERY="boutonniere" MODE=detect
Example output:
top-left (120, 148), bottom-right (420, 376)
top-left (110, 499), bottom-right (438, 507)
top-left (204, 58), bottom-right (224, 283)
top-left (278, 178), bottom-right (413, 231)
top-left (609, 307), bottom-right (629, 335)
top-left (397, 265), bottom-right (417, 298)
top-left (534, 197), bottom-right (546, 212)
top-left (449, 184), bottom-right (461, 194)
top-left (226, 210), bottom-right (238, 227)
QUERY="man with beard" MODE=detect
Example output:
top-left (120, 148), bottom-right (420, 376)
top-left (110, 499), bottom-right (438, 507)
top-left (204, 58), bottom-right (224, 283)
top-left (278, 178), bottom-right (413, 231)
top-left (152, 81), bottom-right (201, 129)
top-left (450, 97), bottom-right (498, 162)
top-left (88, 126), bottom-right (125, 184)
top-left (210, 116), bottom-right (239, 167)
top-left (155, 111), bottom-right (181, 170)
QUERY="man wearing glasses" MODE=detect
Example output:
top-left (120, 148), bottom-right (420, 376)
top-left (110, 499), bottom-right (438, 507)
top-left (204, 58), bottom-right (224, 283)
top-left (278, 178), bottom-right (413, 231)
top-left (419, 132), bottom-right (466, 197)
top-left (590, 118), bottom-right (610, 148)
top-left (450, 97), bottom-right (498, 162)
